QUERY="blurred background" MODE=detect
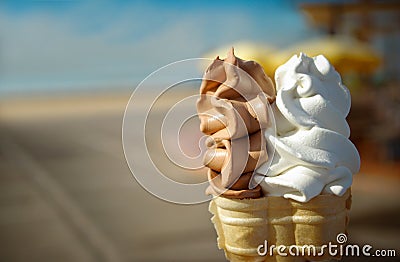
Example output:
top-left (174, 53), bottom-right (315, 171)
top-left (0, 0), bottom-right (399, 261)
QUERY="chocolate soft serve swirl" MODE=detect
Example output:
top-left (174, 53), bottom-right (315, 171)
top-left (197, 48), bottom-right (275, 199)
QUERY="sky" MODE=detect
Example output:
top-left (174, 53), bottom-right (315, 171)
top-left (0, 0), bottom-right (316, 96)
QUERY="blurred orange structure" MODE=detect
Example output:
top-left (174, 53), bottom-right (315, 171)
top-left (300, 1), bottom-right (400, 39)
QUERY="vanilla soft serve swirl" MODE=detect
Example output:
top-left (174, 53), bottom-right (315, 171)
top-left (256, 53), bottom-right (360, 202)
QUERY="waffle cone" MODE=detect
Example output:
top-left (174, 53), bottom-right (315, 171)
top-left (209, 189), bottom-right (351, 262)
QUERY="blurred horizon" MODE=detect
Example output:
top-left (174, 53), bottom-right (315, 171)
top-left (0, 0), bottom-right (316, 97)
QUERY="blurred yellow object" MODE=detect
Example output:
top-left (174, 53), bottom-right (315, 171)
top-left (203, 37), bottom-right (381, 81)
top-left (274, 36), bottom-right (382, 75)
top-left (203, 42), bottom-right (277, 77)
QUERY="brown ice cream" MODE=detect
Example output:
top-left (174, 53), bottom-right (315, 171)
top-left (197, 48), bottom-right (275, 199)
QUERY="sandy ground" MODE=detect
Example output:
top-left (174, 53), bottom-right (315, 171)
top-left (0, 92), bottom-right (399, 261)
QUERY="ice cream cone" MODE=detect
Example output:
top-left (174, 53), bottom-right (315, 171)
top-left (209, 190), bottom-right (351, 262)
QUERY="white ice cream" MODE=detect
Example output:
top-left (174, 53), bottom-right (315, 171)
top-left (256, 53), bottom-right (360, 202)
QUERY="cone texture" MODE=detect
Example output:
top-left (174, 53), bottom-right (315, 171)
top-left (209, 190), bottom-right (351, 262)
